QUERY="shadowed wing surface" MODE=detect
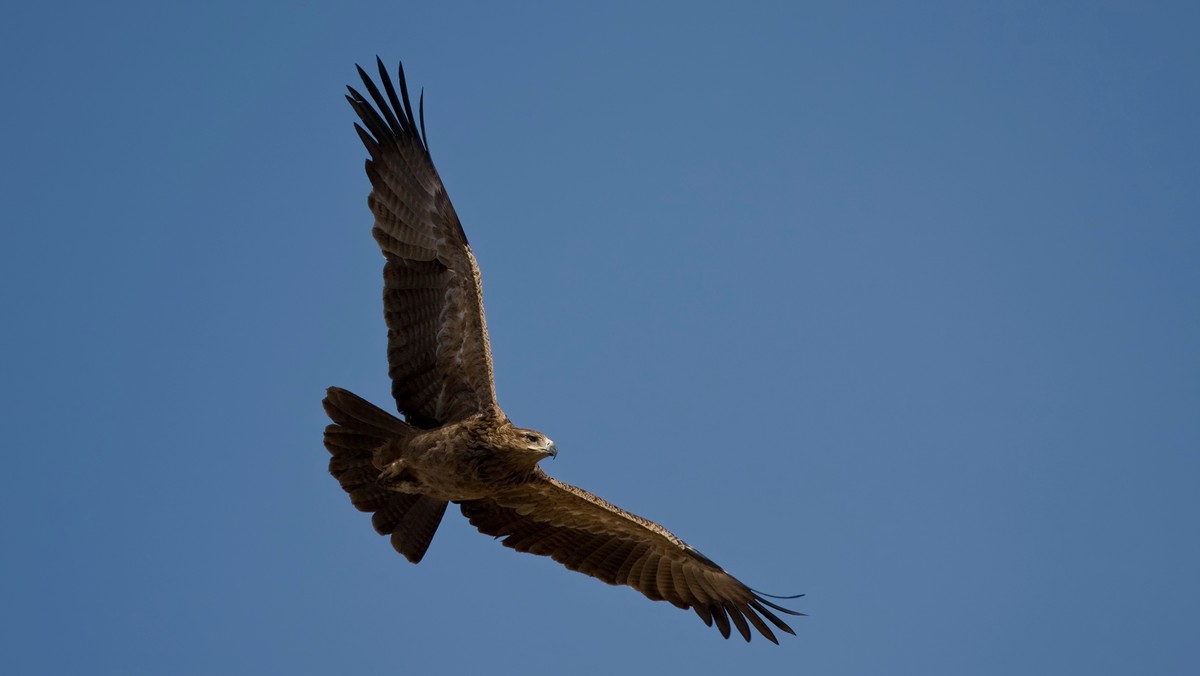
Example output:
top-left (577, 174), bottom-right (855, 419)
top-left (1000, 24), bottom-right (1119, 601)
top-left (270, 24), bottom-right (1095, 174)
top-left (346, 59), bottom-right (498, 428)
top-left (459, 473), bottom-right (803, 643)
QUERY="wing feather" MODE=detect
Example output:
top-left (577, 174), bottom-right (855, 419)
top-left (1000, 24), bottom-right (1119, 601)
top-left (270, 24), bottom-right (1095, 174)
top-left (458, 472), bottom-right (802, 642)
top-left (710, 603), bottom-right (732, 639)
top-left (724, 602), bottom-right (752, 642)
top-left (636, 553), bottom-right (664, 601)
top-left (579, 537), bottom-right (627, 576)
top-left (681, 560), bottom-right (715, 605)
top-left (601, 540), bottom-right (643, 581)
top-left (750, 598), bottom-right (798, 635)
top-left (741, 602), bottom-right (778, 644)
top-left (668, 558), bottom-right (692, 605)
top-left (347, 59), bottom-right (497, 428)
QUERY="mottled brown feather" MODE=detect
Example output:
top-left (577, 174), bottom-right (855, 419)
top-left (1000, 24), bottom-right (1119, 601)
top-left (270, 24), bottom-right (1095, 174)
top-left (347, 59), bottom-right (497, 428)
top-left (322, 387), bottom-right (448, 564)
top-left (333, 60), bottom-right (802, 643)
top-left (459, 471), bottom-right (800, 642)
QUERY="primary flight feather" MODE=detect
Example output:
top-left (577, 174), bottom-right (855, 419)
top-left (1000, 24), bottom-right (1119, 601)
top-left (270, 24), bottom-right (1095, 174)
top-left (324, 58), bottom-right (802, 643)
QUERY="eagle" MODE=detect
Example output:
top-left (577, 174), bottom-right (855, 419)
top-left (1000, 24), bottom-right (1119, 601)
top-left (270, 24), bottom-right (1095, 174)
top-left (323, 58), bottom-right (802, 643)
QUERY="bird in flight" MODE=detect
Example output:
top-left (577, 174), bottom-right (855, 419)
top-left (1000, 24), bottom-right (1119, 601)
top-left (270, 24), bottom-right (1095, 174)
top-left (324, 58), bottom-right (802, 643)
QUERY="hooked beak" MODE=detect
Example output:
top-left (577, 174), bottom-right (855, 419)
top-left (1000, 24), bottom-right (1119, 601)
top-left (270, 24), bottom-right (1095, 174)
top-left (545, 442), bottom-right (558, 459)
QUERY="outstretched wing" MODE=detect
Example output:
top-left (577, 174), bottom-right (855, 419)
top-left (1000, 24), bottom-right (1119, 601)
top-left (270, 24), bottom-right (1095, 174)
top-left (346, 59), bottom-right (498, 428)
top-left (458, 473), bottom-right (803, 643)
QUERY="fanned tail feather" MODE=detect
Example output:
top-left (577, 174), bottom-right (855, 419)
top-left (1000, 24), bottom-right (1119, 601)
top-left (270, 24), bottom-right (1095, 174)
top-left (322, 387), bottom-right (447, 563)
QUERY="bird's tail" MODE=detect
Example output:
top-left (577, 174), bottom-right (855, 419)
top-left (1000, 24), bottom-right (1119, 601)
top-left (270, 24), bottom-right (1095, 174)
top-left (322, 386), bottom-right (447, 564)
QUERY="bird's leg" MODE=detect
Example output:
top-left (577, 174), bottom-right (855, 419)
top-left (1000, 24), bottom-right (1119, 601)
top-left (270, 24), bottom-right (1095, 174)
top-left (378, 458), bottom-right (408, 481)
top-left (378, 458), bottom-right (423, 493)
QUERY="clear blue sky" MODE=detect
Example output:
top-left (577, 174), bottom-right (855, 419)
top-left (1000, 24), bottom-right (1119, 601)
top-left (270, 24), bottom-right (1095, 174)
top-left (2, 2), bottom-right (1197, 674)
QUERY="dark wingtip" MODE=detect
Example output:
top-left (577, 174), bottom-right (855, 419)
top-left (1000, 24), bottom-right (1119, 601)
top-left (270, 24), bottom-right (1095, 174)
top-left (418, 88), bottom-right (428, 152)
top-left (346, 57), bottom-right (431, 157)
top-left (750, 589), bottom-right (806, 616)
top-left (750, 588), bottom-right (806, 600)
top-left (724, 602), bottom-right (752, 642)
top-left (710, 604), bottom-right (732, 639)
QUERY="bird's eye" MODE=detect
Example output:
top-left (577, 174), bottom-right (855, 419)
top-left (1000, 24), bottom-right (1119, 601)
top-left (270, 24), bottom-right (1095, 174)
top-left (525, 434), bottom-right (539, 443)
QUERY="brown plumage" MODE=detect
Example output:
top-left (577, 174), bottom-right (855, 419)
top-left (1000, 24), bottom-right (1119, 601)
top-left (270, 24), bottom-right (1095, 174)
top-left (324, 58), bottom-right (802, 643)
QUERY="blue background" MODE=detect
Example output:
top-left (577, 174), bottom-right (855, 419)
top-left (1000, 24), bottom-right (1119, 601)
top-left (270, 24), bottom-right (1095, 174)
top-left (3, 2), bottom-right (1197, 673)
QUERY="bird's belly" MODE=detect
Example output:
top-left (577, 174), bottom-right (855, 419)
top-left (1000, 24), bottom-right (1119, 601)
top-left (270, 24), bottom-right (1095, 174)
top-left (396, 447), bottom-right (520, 502)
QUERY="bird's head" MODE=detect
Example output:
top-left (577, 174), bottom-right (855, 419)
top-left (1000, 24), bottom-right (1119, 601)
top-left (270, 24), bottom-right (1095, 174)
top-left (504, 425), bottom-right (558, 462)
